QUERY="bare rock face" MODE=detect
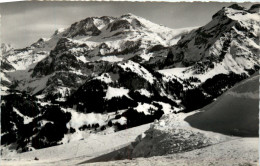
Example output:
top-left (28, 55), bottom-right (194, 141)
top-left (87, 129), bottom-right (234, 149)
top-left (109, 20), bottom-right (131, 32)
top-left (65, 18), bottom-right (101, 37)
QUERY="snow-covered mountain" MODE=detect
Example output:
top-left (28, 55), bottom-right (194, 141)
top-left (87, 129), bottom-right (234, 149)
top-left (154, 4), bottom-right (260, 111)
top-left (2, 13), bottom-right (193, 99)
top-left (1, 4), bottom-right (259, 155)
top-left (2, 40), bottom-right (51, 70)
top-left (163, 4), bottom-right (260, 79)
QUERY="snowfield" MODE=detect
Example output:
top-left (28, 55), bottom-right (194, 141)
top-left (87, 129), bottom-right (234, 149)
top-left (3, 138), bottom-right (257, 166)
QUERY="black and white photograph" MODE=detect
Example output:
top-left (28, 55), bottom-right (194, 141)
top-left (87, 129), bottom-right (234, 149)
top-left (0, 1), bottom-right (259, 165)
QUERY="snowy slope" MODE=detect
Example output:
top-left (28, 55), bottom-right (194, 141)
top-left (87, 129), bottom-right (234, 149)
top-left (1, 123), bottom-right (150, 165)
top-left (79, 75), bottom-right (259, 164)
top-left (82, 138), bottom-right (258, 166)
top-left (3, 49), bottom-right (49, 70)
top-left (78, 74), bottom-right (259, 164)
top-left (2, 138), bottom-right (258, 166)
top-left (185, 74), bottom-right (259, 136)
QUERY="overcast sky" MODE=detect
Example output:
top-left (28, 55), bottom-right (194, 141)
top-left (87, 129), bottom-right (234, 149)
top-left (0, 1), bottom-right (255, 48)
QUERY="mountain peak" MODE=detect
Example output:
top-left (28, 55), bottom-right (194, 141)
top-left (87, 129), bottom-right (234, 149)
top-left (164, 3), bottom-right (259, 75)
top-left (52, 28), bottom-right (66, 37)
top-left (120, 13), bottom-right (137, 18)
top-left (227, 4), bottom-right (246, 10)
top-left (249, 4), bottom-right (260, 13)
top-left (212, 3), bottom-right (259, 20)
top-left (63, 16), bottom-right (117, 38)
top-left (1, 43), bottom-right (14, 55)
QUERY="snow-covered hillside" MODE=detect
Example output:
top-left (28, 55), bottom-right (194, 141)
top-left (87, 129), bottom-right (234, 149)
top-left (1, 123), bottom-right (151, 165)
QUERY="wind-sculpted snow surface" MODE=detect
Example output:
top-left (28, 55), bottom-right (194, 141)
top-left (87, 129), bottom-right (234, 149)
top-left (131, 112), bottom-right (233, 156)
top-left (185, 74), bottom-right (259, 136)
top-left (82, 138), bottom-right (258, 166)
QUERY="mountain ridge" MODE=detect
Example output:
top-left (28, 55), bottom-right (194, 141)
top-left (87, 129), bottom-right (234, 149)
top-left (2, 13), bottom-right (194, 98)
